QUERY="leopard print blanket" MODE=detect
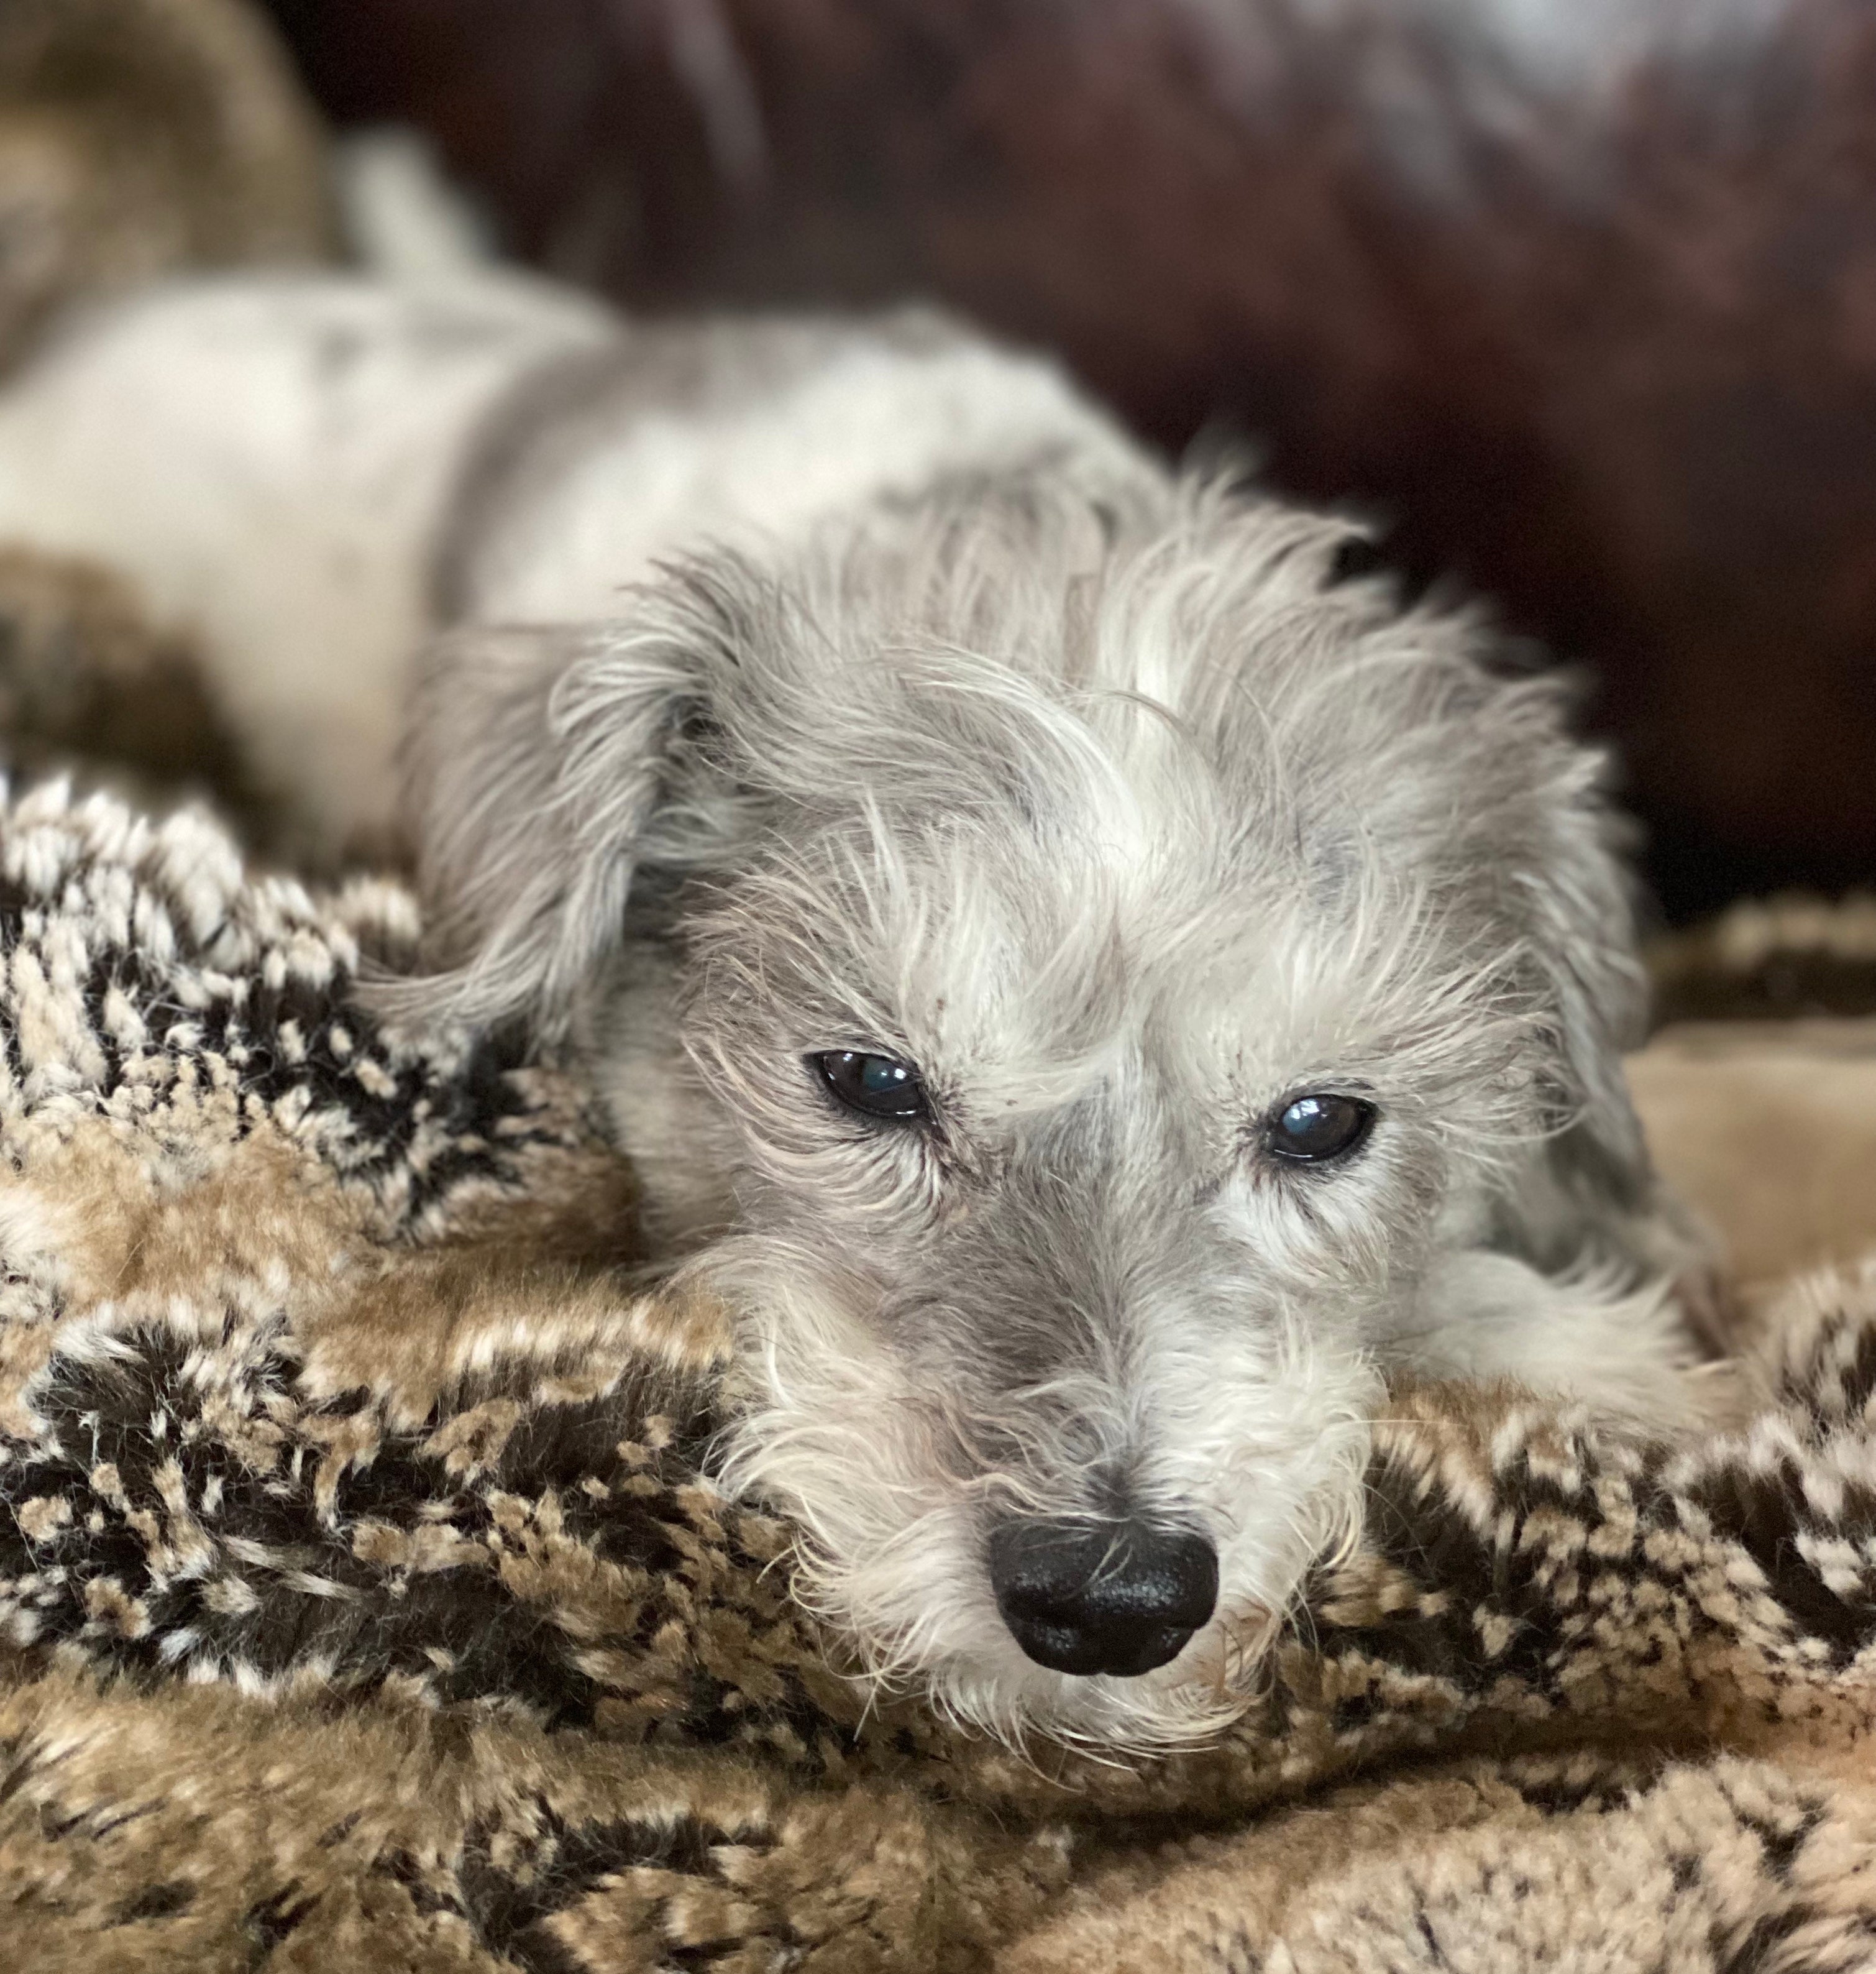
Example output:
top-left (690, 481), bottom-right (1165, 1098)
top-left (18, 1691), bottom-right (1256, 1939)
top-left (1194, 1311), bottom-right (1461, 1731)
top-left (2, 782), bottom-right (1875, 1973)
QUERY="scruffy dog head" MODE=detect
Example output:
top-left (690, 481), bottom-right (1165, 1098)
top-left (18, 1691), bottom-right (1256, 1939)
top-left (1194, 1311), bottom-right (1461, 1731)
top-left (398, 476), bottom-right (1677, 1750)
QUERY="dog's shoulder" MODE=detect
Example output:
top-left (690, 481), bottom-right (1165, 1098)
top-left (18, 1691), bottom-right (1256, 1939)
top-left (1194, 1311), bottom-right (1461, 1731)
top-left (441, 302), bottom-right (1157, 626)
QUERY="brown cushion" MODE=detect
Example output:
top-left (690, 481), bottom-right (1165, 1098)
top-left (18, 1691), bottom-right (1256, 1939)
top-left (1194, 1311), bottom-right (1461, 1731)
top-left (1634, 1019), bottom-right (1876, 1288)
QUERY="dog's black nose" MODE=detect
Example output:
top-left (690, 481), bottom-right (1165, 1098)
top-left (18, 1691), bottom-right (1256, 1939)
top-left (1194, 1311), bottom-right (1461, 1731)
top-left (989, 1518), bottom-right (1218, 1678)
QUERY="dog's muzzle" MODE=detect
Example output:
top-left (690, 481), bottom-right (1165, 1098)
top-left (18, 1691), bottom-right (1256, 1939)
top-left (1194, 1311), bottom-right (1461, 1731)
top-left (989, 1517), bottom-right (1218, 1678)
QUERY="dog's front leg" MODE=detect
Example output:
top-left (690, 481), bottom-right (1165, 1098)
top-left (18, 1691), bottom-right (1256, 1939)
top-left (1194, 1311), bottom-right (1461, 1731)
top-left (1389, 1247), bottom-right (1729, 1433)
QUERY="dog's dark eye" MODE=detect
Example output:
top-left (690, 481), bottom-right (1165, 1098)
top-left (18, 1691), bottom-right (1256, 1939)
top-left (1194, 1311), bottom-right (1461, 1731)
top-left (1266, 1093), bottom-right (1376, 1164)
top-left (813, 1050), bottom-right (931, 1122)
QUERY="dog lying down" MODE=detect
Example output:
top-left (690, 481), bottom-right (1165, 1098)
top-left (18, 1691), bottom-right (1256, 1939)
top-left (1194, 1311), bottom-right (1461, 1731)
top-left (0, 274), bottom-right (1713, 1750)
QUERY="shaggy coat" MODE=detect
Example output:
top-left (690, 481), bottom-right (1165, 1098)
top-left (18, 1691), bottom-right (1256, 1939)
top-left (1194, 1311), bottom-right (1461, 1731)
top-left (0, 273), bottom-right (1706, 1745)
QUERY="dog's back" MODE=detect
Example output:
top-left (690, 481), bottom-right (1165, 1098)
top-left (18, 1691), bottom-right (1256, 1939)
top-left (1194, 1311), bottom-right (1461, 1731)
top-left (0, 273), bottom-right (1144, 853)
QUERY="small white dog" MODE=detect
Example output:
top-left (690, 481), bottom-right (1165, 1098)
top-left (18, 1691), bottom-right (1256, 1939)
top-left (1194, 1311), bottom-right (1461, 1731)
top-left (0, 272), bottom-right (1707, 1750)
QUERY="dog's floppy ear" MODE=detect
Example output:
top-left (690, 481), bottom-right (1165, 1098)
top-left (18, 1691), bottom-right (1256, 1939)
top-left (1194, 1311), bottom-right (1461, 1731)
top-left (1506, 781), bottom-right (1696, 1286)
top-left (385, 615), bottom-right (711, 1036)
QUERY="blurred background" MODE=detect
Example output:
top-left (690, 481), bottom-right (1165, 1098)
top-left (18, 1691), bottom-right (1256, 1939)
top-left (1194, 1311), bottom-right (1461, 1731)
top-left (7, 0), bottom-right (1876, 939)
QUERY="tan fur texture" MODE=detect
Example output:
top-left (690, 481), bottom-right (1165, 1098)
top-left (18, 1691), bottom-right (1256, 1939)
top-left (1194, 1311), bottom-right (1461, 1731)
top-left (1, 785), bottom-right (1876, 1967)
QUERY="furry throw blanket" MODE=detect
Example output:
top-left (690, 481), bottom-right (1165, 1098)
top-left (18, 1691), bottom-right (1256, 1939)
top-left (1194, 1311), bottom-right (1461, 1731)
top-left (1, 781), bottom-right (1875, 1972)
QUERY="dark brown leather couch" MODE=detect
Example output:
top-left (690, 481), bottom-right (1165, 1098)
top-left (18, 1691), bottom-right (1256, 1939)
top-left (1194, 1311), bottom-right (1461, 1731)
top-left (265, 0), bottom-right (1876, 919)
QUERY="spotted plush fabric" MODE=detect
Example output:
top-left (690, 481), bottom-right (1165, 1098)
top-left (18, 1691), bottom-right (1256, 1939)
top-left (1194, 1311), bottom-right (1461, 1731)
top-left (2, 784), bottom-right (1876, 1972)
top-left (1650, 893), bottom-right (1876, 1024)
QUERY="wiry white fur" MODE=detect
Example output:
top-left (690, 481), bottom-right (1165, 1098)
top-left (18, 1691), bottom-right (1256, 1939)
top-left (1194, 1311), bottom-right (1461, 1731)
top-left (0, 271), bottom-right (1709, 1750)
top-left (396, 470), bottom-right (1706, 1751)
top-left (708, 1241), bottom-right (1375, 1751)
